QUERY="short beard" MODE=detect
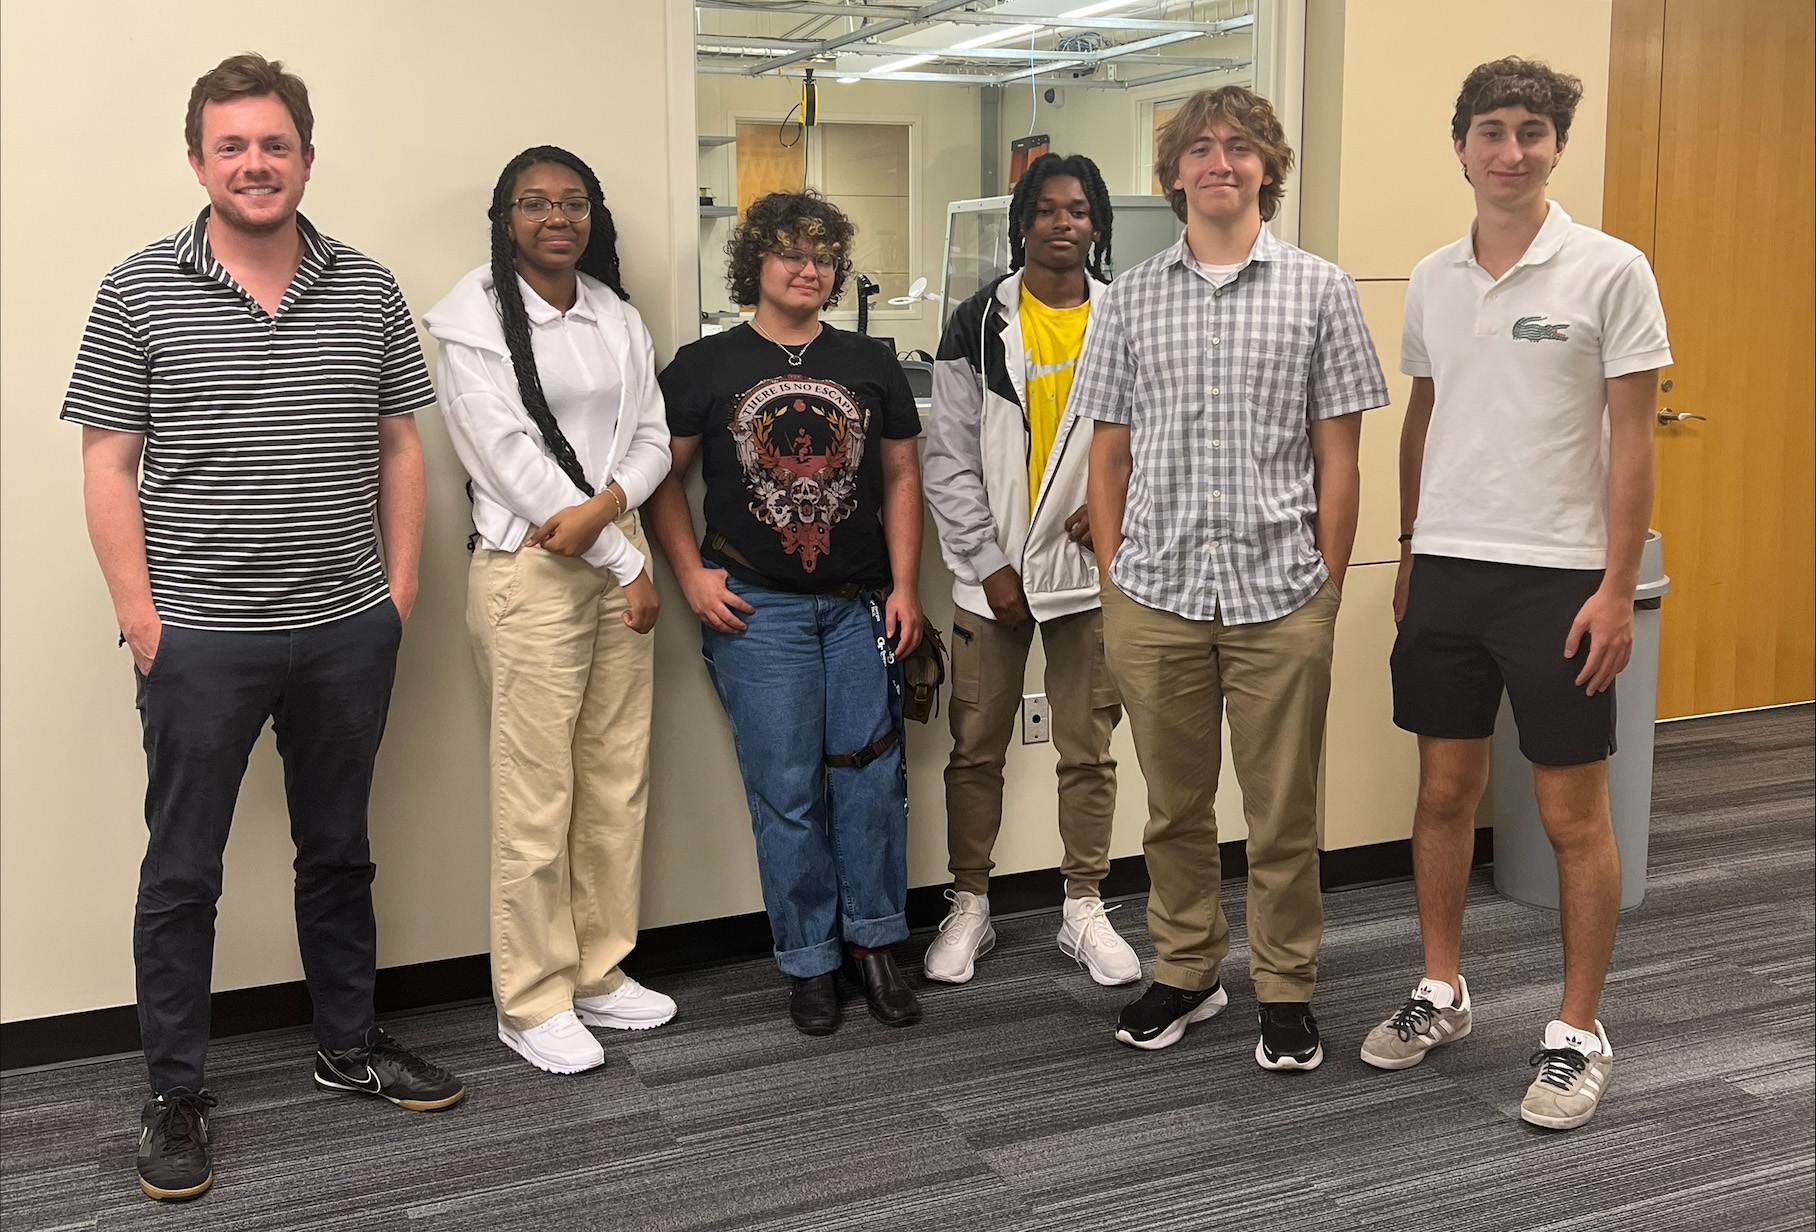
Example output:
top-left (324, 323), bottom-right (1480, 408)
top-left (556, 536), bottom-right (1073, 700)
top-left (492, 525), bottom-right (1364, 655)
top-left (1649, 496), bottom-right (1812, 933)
top-left (208, 191), bottom-right (298, 239)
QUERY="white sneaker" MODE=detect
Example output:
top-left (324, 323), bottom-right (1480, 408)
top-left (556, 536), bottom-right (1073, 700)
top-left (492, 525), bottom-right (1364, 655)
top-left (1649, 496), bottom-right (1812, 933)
top-left (573, 977), bottom-right (677, 1031)
top-left (1057, 896), bottom-right (1142, 986)
top-left (923, 890), bottom-right (995, 984)
top-left (498, 1011), bottom-right (605, 1074)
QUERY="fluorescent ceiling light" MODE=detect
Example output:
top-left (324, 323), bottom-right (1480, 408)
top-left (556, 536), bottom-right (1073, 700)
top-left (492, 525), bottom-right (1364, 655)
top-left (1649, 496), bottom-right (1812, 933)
top-left (1059, 0), bottom-right (1142, 17)
top-left (872, 53), bottom-right (937, 74)
top-left (951, 22), bottom-right (1040, 50)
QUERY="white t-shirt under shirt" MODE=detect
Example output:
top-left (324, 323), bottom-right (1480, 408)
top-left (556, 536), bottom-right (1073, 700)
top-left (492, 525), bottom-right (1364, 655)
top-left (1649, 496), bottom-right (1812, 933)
top-left (1401, 201), bottom-right (1672, 569)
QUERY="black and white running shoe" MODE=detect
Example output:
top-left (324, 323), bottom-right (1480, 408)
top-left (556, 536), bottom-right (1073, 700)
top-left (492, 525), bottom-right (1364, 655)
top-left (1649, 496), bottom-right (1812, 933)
top-left (1114, 981), bottom-right (1227, 1050)
top-left (1256, 1002), bottom-right (1324, 1071)
top-left (314, 1026), bottom-right (466, 1111)
top-left (137, 1087), bottom-right (217, 1201)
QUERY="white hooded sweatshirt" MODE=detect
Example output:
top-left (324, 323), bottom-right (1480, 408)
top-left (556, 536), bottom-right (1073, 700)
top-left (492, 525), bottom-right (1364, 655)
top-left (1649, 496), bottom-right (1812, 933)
top-left (424, 265), bottom-right (671, 584)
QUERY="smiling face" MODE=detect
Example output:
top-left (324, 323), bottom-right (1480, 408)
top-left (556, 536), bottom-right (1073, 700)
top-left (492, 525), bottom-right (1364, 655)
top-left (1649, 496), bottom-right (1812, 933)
top-left (1171, 120), bottom-right (1271, 228)
top-left (507, 163), bottom-right (591, 282)
top-left (186, 94), bottom-right (312, 236)
top-left (1456, 104), bottom-right (1564, 211)
top-left (1022, 174), bottom-right (1096, 276)
top-left (757, 235), bottom-right (838, 315)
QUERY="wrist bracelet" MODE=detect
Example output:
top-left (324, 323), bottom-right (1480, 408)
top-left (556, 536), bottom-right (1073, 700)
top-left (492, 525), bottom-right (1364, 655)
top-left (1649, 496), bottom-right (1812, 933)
top-left (604, 487), bottom-right (625, 520)
top-left (1397, 533), bottom-right (1414, 543)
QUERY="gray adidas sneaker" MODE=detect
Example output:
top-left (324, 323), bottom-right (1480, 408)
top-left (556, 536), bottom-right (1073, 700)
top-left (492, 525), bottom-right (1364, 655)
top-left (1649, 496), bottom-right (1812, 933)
top-left (1360, 975), bottom-right (1473, 1070)
top-left (1520, 1019), bottom-right (1614, 1130)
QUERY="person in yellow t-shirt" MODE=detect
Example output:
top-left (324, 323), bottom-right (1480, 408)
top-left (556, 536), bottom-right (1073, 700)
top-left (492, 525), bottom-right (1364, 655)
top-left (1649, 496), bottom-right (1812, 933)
top-left (1020, 285), bottom-right (1090, 510)
top-left (922, 153), bottom-right (1139, 990)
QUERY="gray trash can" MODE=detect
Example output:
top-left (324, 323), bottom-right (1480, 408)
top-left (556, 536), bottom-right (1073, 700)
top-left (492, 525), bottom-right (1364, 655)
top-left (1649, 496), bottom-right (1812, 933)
top-left (1492, 529), bottom-right (1670, 911)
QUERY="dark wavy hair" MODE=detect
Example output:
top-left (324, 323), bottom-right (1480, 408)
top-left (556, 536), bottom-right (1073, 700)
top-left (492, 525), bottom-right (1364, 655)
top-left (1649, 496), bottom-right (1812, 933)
top-left (1451, 57), bottom-right (1584, 144)
top-left (486, 145), bottom-right (627, 497)
top-left (725, 190), bottom-right (855, 310)
top-left (1009, 152), bottom-right (1114, 280)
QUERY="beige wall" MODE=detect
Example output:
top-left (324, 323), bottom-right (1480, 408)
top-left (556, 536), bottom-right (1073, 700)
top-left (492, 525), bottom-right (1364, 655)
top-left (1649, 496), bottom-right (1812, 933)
top-left (1, 0), bottom-right (1612, 1024)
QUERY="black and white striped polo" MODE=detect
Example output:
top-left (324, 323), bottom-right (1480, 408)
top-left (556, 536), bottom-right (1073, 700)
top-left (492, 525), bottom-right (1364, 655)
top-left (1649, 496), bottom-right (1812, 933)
top-left (61, 209), bottom-right (437, 632)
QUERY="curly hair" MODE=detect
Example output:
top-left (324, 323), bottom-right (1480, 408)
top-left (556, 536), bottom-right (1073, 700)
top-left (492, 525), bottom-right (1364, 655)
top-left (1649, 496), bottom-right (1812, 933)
top-left (1154, 86), bottom-right (1295, 225)
top-left (1009, 152), bottom-right (1115, 280)
top-left (1451, 57), bottom-right (1584, 144)
top-left (725, 190), bottom-right (855, 310)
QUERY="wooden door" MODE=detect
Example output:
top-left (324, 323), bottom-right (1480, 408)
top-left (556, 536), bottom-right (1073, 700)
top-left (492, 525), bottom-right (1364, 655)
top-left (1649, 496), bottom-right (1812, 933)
top-left (1604, 0), bottom-right (1816, 718)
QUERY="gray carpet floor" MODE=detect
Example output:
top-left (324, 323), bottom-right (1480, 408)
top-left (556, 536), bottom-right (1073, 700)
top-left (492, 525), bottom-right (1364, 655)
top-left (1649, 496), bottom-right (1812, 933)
top-left (3, 705), bottom-right (1811, 1232)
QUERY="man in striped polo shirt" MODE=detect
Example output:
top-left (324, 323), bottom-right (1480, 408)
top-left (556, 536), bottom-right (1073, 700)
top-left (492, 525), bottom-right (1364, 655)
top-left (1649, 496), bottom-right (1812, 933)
top-left (62, 54), bottom-right (464, 1204)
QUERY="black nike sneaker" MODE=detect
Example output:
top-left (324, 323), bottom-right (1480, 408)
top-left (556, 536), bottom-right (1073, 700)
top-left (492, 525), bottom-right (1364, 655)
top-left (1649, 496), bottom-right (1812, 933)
top-left (313, 1026), bottom-right (466, 1110)
top-left (137, 1087), bottom-right (217, 1201)
top-left (1256, 1001), bottom-right (1324, 1071)
top-left (1114, 980), bottom-right (1228, 1050)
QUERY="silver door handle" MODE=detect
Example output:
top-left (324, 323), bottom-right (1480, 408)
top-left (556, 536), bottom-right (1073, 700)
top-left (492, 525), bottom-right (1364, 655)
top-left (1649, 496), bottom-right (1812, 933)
top-left (1657, 409), bottom-right (1706, 425)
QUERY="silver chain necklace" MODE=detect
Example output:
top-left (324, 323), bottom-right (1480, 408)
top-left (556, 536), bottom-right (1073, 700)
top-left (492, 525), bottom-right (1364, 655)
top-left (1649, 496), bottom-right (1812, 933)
top-left (750, 319), bottom-right (821, 368)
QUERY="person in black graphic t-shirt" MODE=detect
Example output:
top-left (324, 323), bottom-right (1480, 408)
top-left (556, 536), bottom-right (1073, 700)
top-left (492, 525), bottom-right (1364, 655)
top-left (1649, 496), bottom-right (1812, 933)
top-left (648, 191), bottom-right (925, 1037)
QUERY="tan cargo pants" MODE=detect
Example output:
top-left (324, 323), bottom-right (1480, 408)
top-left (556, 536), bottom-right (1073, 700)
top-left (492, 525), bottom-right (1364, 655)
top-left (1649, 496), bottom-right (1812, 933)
top-left (945, 606), bottom-right (1121, 899)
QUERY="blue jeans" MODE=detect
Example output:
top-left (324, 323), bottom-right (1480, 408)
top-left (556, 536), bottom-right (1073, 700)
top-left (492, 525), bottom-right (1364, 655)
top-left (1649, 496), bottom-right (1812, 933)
top-left (701, 573), bottom-right (909, 978)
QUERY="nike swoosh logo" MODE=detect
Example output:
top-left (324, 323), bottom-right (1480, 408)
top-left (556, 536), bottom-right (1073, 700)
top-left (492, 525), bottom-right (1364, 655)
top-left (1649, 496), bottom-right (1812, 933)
top-left (326, 1057), bottom-right (383, 1093)
top-left (1026, 358), bottom-right (1076, 379)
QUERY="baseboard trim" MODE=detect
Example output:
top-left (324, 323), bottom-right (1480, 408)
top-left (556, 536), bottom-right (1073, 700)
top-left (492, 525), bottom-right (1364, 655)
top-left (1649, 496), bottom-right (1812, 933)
top-left (0, 830), bottom-right (1490, 1072)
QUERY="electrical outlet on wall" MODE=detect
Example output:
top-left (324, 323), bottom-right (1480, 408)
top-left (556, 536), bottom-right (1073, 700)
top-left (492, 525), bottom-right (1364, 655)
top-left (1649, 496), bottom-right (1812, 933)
top-left (1021, 693), bottom-right (1051, 745)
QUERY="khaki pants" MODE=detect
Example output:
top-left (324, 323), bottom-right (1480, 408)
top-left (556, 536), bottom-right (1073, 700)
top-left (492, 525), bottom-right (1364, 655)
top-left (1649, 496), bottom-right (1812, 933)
top-left (1100, 578), bottom-right (1340, 1002)
top-left (467, 514), bottom-right (654, 1031)
top-left (946, 606), bottom-right (1121, 898)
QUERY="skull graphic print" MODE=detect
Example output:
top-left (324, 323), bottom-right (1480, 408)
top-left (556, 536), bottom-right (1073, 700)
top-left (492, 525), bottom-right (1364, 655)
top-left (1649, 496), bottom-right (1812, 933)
top-left (729, 376), bottom-right (869, 572)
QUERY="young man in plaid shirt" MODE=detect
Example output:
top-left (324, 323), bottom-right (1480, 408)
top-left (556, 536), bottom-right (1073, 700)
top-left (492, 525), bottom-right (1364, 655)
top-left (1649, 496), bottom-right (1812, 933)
top-left (1076, 86), bottom-right (1388, 1070)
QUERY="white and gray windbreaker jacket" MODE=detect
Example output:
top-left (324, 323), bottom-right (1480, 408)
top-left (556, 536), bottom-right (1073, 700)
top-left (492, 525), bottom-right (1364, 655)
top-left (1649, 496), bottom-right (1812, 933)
top-left (922, 270), bottom-right (1108, 624)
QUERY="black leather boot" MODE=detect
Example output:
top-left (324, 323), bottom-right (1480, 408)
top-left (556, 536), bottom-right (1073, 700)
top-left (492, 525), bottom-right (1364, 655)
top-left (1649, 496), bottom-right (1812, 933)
top-left (843, 948), bottom-right (922, 1028)
top-left (788, 973), bottom-right (841, 1036)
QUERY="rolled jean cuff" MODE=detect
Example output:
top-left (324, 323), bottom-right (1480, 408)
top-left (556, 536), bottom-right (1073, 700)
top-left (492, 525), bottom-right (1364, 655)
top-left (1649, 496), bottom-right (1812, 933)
top-left (841, 910), bottom-right (908, 950)
top-left (1153, 959), bottom-right (1224, 994)
top-left (774, 936), bottom-right (844, 980)
top-left (1252, 974), bottom-right (1316, 1003)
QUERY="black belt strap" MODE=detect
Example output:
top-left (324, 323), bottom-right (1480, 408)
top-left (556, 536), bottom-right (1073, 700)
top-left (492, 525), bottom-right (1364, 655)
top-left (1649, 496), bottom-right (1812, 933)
top-left (706, 530), bottom-right (876, 602)
top-left (824, 728), bottom-right (898, 770)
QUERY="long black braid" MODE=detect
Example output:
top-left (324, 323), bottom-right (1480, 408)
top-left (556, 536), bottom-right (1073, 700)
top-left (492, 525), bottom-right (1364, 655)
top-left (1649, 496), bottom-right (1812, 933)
top-left (1008, 152), bottom-right (1114, 281)
top-left (485, 145), bottom-right (628, 498)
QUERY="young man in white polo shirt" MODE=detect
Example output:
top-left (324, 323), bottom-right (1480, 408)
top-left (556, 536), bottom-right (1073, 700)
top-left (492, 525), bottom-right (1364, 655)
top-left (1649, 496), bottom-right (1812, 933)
top-left (1359, 59), bottom-right (1670, 1131)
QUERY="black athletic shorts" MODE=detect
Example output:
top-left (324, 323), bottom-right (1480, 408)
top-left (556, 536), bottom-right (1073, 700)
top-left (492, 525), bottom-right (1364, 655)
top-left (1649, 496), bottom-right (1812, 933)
top-left (1391, 554), bottom-right (1616, 767)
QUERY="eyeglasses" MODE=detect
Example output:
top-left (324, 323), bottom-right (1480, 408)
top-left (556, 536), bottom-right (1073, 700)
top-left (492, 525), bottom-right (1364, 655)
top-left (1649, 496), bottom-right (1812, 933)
top-left (775, 249), bottom-right (838, 275)
top-left (514, 196), bottom-right (592, 223)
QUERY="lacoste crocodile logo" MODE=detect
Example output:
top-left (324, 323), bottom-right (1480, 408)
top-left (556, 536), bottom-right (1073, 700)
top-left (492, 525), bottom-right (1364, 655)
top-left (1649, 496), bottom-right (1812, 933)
top-left (1512, 315), bottom-right (1570, 342)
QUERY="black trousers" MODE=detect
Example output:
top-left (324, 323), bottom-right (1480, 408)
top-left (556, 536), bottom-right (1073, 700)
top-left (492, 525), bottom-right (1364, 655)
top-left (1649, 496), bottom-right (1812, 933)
top-left (133, 600), bottom-right (401, 1093)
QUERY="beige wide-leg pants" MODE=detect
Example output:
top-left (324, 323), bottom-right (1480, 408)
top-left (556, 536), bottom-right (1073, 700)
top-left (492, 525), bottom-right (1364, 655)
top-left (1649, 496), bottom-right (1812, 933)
top-left (467, 513), bottom-right (655, 1031)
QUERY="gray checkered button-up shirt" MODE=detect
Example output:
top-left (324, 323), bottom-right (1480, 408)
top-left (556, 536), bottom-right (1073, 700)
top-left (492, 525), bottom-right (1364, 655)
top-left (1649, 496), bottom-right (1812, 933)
top-left (1074, 229), bottom-right (1389, 625)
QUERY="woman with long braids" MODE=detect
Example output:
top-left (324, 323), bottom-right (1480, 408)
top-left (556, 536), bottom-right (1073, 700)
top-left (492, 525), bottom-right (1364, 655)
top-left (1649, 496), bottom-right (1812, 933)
top-left (425, 146), bottom-right (674, 1074)
top-left (920, 153), bottom-right (1138, 990)
top-left (646, 191), bottom-right (926, 1037)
